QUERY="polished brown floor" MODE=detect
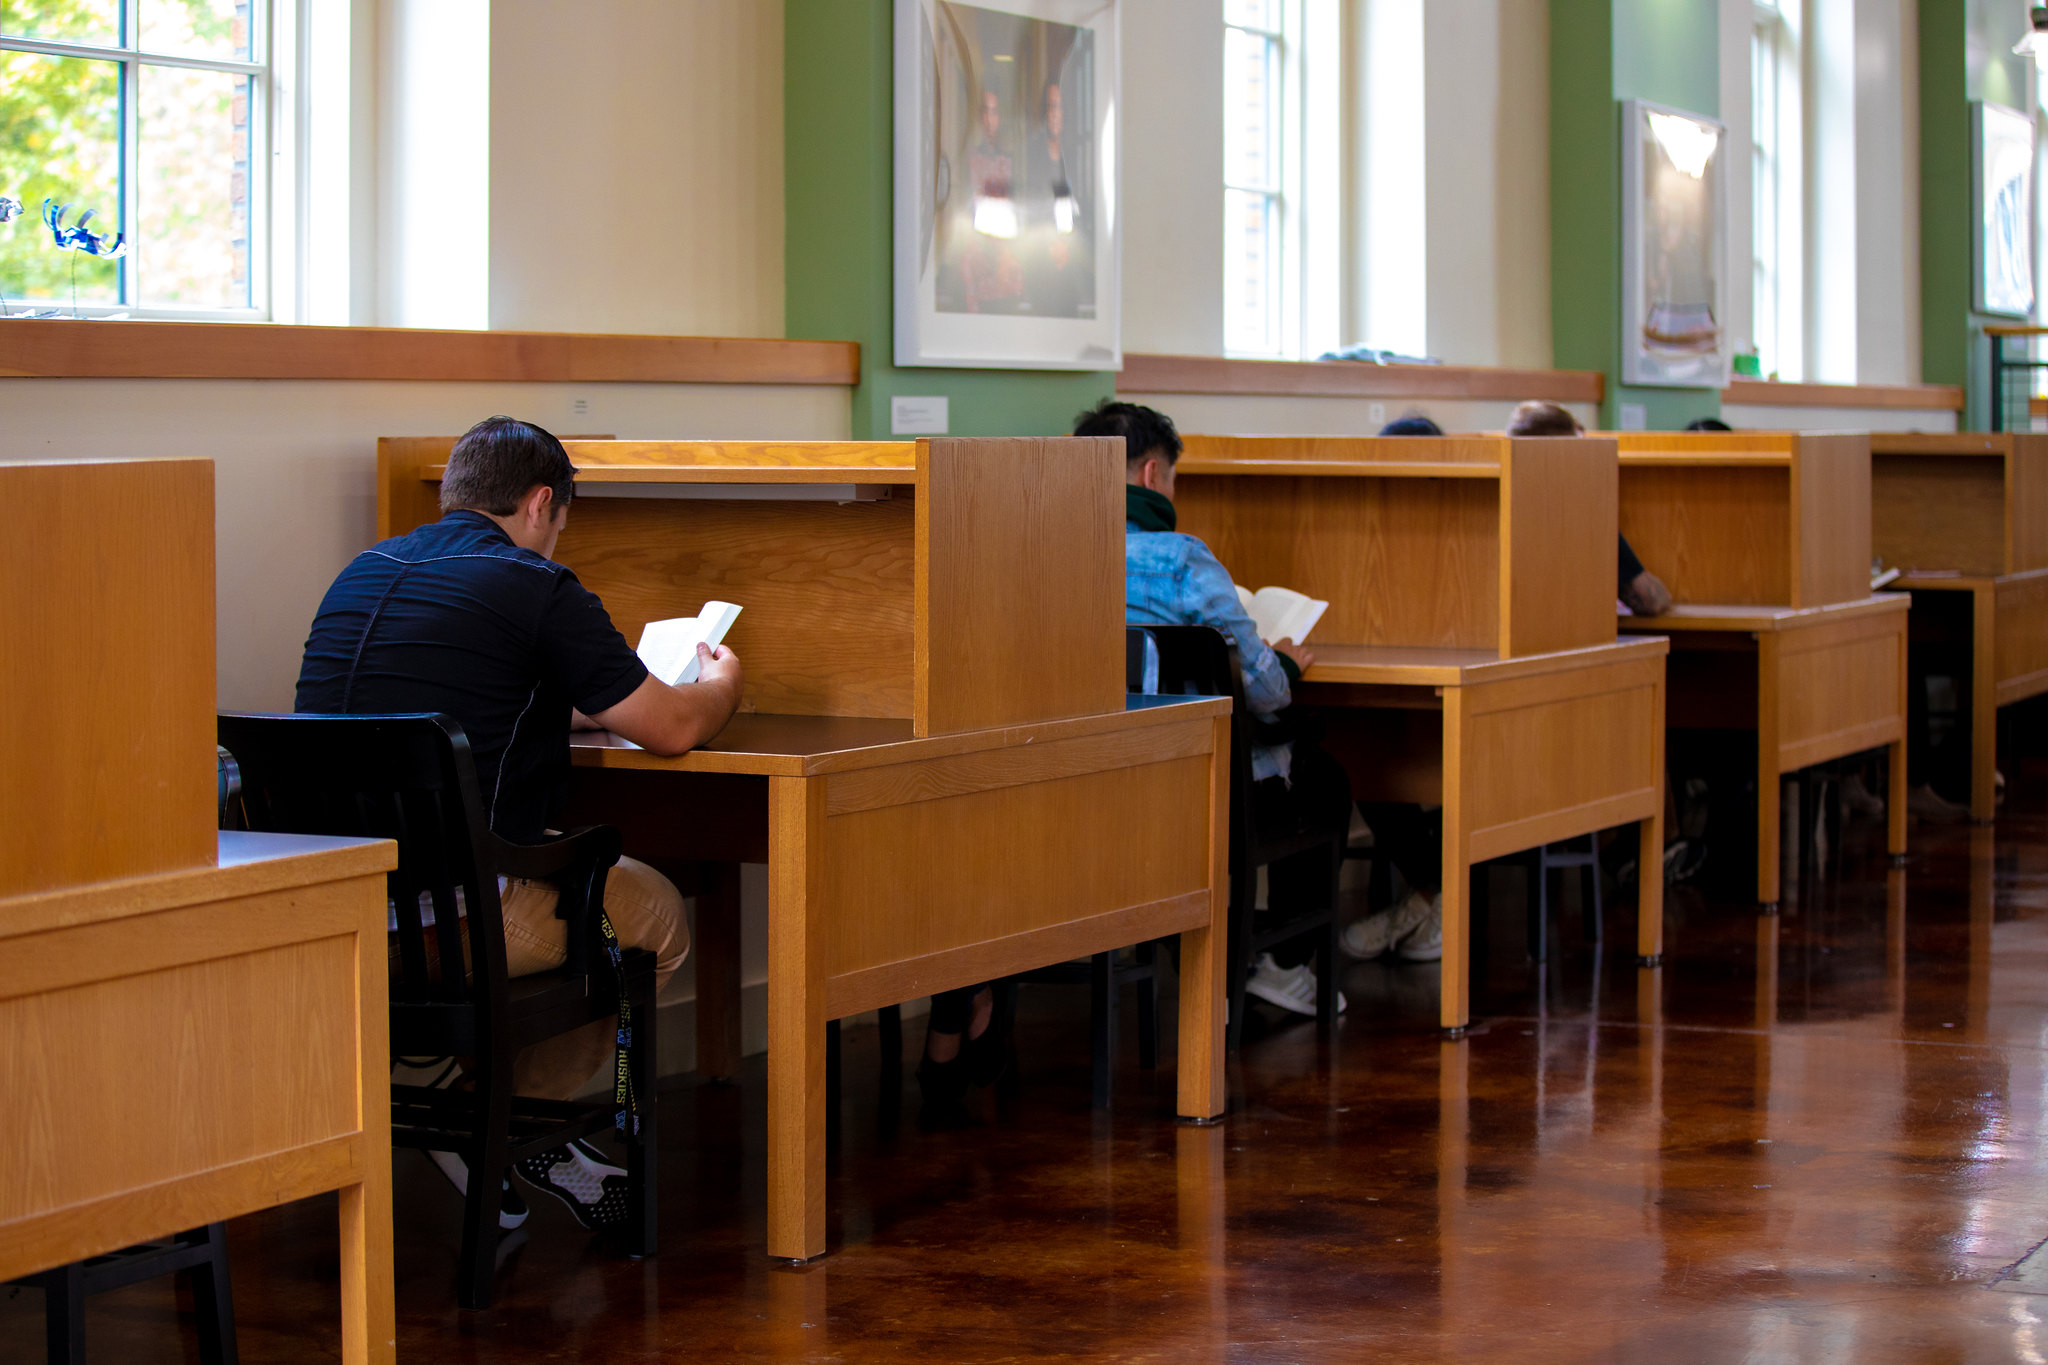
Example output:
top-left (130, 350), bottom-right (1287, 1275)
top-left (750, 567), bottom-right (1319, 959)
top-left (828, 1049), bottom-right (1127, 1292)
top-left (14, 778), bottom-right (2048, 1362)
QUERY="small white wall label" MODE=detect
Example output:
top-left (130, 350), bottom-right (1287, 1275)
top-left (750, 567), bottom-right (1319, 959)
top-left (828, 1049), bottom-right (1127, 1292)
top-left (890, 395), bottom-right (949, 435)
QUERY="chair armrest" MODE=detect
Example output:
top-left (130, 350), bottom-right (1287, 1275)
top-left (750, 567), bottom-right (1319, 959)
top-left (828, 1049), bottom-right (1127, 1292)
top-left (490, 826), bottom-right (624, 979)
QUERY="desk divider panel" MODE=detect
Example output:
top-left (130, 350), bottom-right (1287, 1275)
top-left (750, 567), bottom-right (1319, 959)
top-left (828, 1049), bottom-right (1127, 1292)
top-left (1869, 433), bottom-right (2048, 575)
top-left (1, 459), bottom-right (217, 896)
top-left (1615, 431), bottom-right (1871, 609)
top-left (378, 436), bottom-right (1125, 737)
top-left (1174, 435), bottom-right (1616, 657)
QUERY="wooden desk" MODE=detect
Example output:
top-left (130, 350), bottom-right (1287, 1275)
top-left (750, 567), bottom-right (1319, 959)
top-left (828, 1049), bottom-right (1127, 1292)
top-left (1174, 436), bottom-right (1669, 1034)
top-left (0, 832), bottom-right (398, 1364)
top-left (5, 454), bottom-right (397, 1365)
top-left (564, 697), bottom-right (1229, 1259)
top-left (379, 437), bottom-right (1230, 1261)
top-left (1614, 432), bottom-right (1908, 905)
top-left (1870, 432), bottom-right (2048, 819)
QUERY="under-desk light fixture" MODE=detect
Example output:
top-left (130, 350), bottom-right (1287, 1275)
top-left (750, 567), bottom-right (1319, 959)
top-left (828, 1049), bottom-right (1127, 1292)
top-left (2016, 6), bottom-right (2048, 60)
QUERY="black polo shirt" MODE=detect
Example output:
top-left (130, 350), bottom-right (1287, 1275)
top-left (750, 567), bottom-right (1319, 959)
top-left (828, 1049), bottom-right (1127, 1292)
top-left (295, 510), bottom-right (647, 843)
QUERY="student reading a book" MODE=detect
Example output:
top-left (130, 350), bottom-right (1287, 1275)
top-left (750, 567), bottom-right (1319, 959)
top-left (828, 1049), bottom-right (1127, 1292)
top-left (297, 415), bottom-right (744, 1232)
top-left (1076, 399), bottom-right (1352, 1019)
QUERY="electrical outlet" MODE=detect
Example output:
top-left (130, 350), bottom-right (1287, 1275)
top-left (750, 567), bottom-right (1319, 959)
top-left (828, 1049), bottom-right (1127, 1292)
top-left (571, 397), bottom-right (590, 417)
top-left (1368, 402), bottom-right (1387, 427)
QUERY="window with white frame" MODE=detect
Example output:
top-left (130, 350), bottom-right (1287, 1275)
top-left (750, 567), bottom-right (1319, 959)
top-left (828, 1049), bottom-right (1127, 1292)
top-left (1, 0), bottom-right (275, 318)
top-left (1222, 0), bottom-right (1339, 359)
top-left (1750, 0), bottom-right (1802, 381)
top-left (1223, 0), bottom-right (1289, 356)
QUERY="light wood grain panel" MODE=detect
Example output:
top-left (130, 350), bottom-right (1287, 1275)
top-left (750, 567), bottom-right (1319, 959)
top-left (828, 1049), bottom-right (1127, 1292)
top-left (0, 1136), bottom-right (362, 1286)
top-left (1179, 713), bottom-right (1230, 1122)
top-left (1118, 352), bottom-right (1605, 402)
top-left (1869, 433), bottom-right (2010, 455)
top-left (2011, 436), bottom-right (2048, 571)
top-left (0, 935), bottom-right (359, 1221)
top-left (827, 892), bottom-right (1210, 1019)
top-left (557, 494), bottom-right (917, 720)
top-left (1614, 431), bottom-right (1802, 456)
top-left (1618, 464), bottom-right (1792, 605)
top-left (1180, 434), bottom-right (1508, 470)
top-left (1, 459), bottom-right (215, 897)
top-left (1774, 622), bottom-right (1906, 767)
top-left (1459, 677), bottom-right (1658, 845)
top-left (1791, 433), bottom-right (1872, 607)
top-left (0, 318), bottom-right (861, 385)
top-left (376, 437), bottom-right (449, 539)
top-left (1995, 572), bottom-right (2048, 703)
top-left (1174, 472), bottom-right (1501, 649)
top-left (819, 755), bottom-right (1213, 981)
top-left (824, 719), bottom-right (1213, 816)
top-left (560, 440), bottom-right (914, 475)
top-left (1499, 437), bottom-right (1617, 655)
top-left (916, 437), bottom-right (1124, 735)
top-left (1871, 453), bottom-right (2006, 576)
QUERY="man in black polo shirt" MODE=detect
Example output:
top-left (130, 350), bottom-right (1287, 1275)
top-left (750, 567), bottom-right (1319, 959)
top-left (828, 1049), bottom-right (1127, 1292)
top-left (298, 415), bottom-right (742, 1231)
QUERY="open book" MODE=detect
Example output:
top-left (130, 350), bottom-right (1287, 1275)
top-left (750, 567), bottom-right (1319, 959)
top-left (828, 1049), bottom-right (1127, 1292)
top-left (1236, 585), bottom-right (1328, 646)
top-left (636, 601), bottom-right (742, 685)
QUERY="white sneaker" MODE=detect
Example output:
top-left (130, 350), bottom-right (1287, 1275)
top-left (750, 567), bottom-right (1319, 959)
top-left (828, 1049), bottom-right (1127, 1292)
top-left (1243, 952), bottom-right (1347, 1016)
top-left (427, 1149), bottom-right (530, 1230)
top-left (1397, 901), bottom-right (1444, 963)
top-left (1341, 890), bottom-right (1432, 960)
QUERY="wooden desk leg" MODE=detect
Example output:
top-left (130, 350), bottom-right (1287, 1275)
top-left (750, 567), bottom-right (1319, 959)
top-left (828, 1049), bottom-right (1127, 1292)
top-left (1972, 584), bottom-right (1998, 823)
top-left (695, 860), bottom-right (745, 1081)
top-left (1755, 635), bottom-right (1782, 909)
top-left (1638, 670), bottom-right (1666, 965)
top-left (342, 911), bottom-right (396, 1365)
top-left (766, 777), bottom-right (827, 1262)
top-left (1176, 714), bottom-right (1230, 1122)
top-left (1439, 689), bottom-right (1472, 1035)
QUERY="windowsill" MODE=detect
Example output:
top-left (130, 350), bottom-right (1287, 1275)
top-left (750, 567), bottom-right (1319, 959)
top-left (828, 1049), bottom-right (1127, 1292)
top-left (1721, 377), bottom-right (1965, 411)
top-left (0, 319), bottom-right (861, 386)
top-left (1116, 353), bottom-right (1605, 403)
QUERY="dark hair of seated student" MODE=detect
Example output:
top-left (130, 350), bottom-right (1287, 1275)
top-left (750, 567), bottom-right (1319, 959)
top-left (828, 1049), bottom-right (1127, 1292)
top-left (1506, 400), bottom-right (1582, 437)
top-left (1074, 397), bottom-right (1184, 467)
top-left (1379, 415), bottom-right (1444, 437)
top-left (1684, 417), bottom-right (1733, 431)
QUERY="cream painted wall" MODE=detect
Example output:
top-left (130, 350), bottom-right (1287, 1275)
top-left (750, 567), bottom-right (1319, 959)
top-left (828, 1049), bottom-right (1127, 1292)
top-left (6, 380), bottom-right (849, 712)
top-left (1854, 0), bottom-right (1920, 385)
top-left (1422, 0), bottom-right (1552, 368)
top-left (1120, 0), bottom-right (1227, 355)
top-left (487, 0), bottom-right (785, 336)
top-left (1721, 402), bottom-right (1955, 431)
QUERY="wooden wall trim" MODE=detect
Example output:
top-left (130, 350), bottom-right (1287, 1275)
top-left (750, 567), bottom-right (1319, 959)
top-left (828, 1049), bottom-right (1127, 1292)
top-left (0, 319), bottom-right (861, 386)
top-left (1723, 377), bottom-right (1965, 412)
top-left (1116, 352), bottom-right (1606, 404)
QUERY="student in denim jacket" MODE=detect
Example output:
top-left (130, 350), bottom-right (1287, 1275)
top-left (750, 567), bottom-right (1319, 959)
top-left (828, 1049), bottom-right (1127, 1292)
top-left (1075, 399), bottom-right (1350, 1020)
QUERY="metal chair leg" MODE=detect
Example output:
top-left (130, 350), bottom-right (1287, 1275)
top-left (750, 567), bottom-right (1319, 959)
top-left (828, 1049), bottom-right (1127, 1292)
top-left (456, 1051), bottom-right (514, 1310)
top-left (1135, 944), bottom-right (1159, 1070)
top-left (43, 1262), bottom-right (85, 1365)
top-left (186, 1224), bottom-right (237, 1365)
top-left (1089, 951), bottom-right (1116, 1110)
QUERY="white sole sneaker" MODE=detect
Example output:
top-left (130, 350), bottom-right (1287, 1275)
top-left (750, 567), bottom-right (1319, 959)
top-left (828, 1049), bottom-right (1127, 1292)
top-left (515, 1140), bottom-right (635, 1232)
top-left (426, 1149), bottom-right (530, 1230)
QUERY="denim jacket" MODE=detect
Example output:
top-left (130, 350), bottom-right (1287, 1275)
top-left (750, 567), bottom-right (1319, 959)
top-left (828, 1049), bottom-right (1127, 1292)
top-left (1126, 524), bottom-right (1294, 782)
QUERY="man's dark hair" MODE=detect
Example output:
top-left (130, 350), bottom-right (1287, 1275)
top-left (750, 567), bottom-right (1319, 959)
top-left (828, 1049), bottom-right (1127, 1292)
top-left (1379, 415), bottom-right (1444, 436)
top-left (1684, 417), bottom-right (1734, 432)
top-left (1507, 401), bottom-right (1583, 437)
top-left (1073, 399), bottom-right (1183, 466)
top-left (440, 416), bottom-right (576, 517)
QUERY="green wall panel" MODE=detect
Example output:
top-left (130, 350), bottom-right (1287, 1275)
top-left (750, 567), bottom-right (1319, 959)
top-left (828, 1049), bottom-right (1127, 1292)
top-left (784, 0), bottom-right (1114, 440)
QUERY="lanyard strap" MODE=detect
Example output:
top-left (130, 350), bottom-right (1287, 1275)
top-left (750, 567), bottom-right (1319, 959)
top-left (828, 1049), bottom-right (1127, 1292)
top-left (595, 907), bottom-right (639, 1136)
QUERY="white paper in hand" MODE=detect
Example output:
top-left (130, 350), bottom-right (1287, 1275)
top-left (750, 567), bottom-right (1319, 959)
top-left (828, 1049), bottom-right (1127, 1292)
top-left (636, 601), bottom-right (742, 685)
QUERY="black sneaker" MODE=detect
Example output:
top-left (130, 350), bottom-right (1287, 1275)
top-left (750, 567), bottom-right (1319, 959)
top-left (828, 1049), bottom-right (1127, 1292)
top-left (514, 1139), bottom-right (634, 1231)
top-left (425, 1150), bottom-right (529, 1230)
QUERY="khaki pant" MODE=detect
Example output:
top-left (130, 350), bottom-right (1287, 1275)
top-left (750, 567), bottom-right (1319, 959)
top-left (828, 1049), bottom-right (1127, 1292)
top-left (500, 856), bottom-right (689, 1099)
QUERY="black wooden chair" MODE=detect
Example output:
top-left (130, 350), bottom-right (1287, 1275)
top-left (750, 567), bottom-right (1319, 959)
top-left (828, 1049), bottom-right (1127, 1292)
top-left (216, 712), bottom-right (656, 1310)
top-left (1131, 625), bottom-right (1345, 1051)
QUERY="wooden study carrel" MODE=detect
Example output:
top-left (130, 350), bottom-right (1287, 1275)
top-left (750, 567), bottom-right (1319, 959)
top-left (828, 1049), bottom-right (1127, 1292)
top-left (1172, 434), bottom-right (1670, 1033)
top-left (379, 435), bottom-right (1233, 1262)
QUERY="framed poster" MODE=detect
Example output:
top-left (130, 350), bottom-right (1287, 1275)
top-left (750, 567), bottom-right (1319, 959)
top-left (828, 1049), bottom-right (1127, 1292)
top-left (893, 0), bottom-right (1120, 370)
top-left (1620, 99), bottom-right (1729, 388)
top-left (1974, 101), bottom-right (2035, 319)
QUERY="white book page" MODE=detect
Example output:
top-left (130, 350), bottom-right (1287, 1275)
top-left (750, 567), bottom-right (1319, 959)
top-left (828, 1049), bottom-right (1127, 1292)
top-left (1243, 585), bottom-right (1329, 645)
top-left (636, 601), bottom-right (742, 685)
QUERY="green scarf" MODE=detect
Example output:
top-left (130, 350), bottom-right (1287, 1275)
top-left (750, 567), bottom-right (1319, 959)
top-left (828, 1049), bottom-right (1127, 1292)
top-left (1125, 483), bottom-right (1177, 533)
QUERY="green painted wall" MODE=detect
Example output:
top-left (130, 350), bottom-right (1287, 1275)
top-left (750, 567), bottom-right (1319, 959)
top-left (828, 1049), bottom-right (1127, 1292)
top-left (1550, 0), bottom-right (1723, 430)
top-left (1920, 1), bottom-right (1971, 400)
top-left (784, 0), bottom-right (1114, 440)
